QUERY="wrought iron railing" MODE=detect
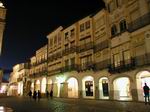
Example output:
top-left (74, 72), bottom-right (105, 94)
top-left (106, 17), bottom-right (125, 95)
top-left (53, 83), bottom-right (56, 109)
top-left (77, 42), bottom-right (94, 53)
top-left (128, 12), bottom-right (150, 32)
top-left (94, 40), bottom-right (109, 52)
top-left (95, 59), bottom-right (110, 71)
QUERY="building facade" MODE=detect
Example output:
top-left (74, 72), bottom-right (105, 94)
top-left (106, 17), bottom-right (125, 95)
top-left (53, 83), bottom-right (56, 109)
top-left (28, 45), bottom-right (48, 96)
top-left (8, 0), bottom-right (150, 102)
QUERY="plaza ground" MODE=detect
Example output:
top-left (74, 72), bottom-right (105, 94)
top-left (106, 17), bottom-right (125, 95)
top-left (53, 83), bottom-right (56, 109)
top-left (0, 96), bottom-right (150, 112)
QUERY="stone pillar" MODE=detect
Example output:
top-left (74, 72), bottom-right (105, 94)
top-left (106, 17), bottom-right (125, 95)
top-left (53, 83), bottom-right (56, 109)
top-left (130, 81), bottom-right (138, 101)
top-left (94, 78), bottom-right (99, 99)
top-left (109, 82), bottom-right (114, 100)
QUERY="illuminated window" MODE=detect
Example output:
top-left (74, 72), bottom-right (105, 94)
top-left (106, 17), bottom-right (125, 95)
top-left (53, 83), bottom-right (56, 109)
top-left (113, 53), bottom-right (120, 67)
top-left (80, 24), bottom-right (84, 32)
top-left (85, 21), bottom-right (90, 29)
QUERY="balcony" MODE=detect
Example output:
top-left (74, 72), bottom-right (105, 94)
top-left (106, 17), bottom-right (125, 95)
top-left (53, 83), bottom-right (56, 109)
top-left (134, 53), bottom-right (150, 66)
top-left (128, 12), bottom-right (150, 32)
top-left (108, 58), bottom-right (136, 73)
top-left (29, 70), bottom-right (48, 78)
top-left (95, 59), bottom-right (110, 71)
top-left (78, 62), bottom-right (94, 71)
top-left (94, 40), bottom-right (109, 52)
top-left (48, 52), bottom-right (62, 62)
top-left (62, 64), bottom-right (78, 72)
top-left (78, 42), bottom-right (94, 53)
top-left (48, 68), bottom-right (62, 76)
top-left (63, 46), bottom-right (77, 56)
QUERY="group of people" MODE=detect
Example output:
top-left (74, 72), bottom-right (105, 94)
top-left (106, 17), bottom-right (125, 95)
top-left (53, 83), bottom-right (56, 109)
top-left (28, 90), bottom-right (53, 101)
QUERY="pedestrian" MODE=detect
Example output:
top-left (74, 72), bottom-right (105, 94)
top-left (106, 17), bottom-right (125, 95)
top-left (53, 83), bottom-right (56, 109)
top-left (37, 90), bottom-right (41, 102)
top-left (28, 90), bottom-right (32, 100)
top-left (50, 90), bottom-right (53, 99)
top-left (33, 90), bottom-right (37, 101)
top-left (143, 83), bottom-right (150, 105)
top-left (46, 90), bottom-right (49, 99)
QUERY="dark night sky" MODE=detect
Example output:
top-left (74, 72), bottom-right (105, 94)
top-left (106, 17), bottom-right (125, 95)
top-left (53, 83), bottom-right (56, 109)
top-left (0, 0), bottom-right (105, 70)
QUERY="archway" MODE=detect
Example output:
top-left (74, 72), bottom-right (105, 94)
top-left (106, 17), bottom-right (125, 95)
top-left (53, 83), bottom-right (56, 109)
top-left (47, 79), bottom-right (52, 92)
top-left (113, 77), bottom-right (132, 100)
top-left (41, 77), bottom-right (46, 93)
top-left (136, 71), bottom-right (150, 101)
top-left (82, 76), bottom-right (94, 98)
top-left (67, 77), bottom-right (78, 98)
top-left (35, 80), bottom-right (40, 91)
top-left (99, 77), bottom-right (109, 99)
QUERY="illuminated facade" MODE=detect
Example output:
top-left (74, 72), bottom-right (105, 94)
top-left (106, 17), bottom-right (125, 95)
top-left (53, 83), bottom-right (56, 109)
top-left (9, 0), bottom-right (150, 102)
top-left (28, 45), bottom-right (47, 95)
top-left (0, 2), bottom-right (6, 55)
top-left (8, 63), bottom-right (29, 96)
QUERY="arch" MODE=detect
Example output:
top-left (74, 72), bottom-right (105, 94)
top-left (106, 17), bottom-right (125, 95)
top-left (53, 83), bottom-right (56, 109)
top-left (113, 77), bottom-right (132, 101)
top-left (99, 77), bottom-right (109, 99)
top-left (67, 77), bottom-right (78, 98)
top-left (35, 80), bottom-right (40, 91)
top-left (82, 76), bottom-right (95, 98)
top-left (41, 77), bottom-right (46, 93)
top-left (47, 79), bottom-right (53, 92)
top-left (136, 70), bottom-right (150, 101)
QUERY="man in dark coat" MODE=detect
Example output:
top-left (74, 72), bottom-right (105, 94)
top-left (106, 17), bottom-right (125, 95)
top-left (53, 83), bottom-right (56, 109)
top-left (143, 83), bottom-right (150, 105)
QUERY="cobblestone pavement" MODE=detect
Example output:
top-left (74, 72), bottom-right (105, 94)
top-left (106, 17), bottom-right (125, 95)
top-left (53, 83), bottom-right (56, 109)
top-left (0, 97), bottom-right (150, 112)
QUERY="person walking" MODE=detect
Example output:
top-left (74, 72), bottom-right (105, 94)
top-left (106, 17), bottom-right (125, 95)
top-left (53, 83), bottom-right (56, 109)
top-left (37, 90), bottom-right (41, 102)
top-left (28, 90), bottom-right (32, 100)
top-left (50, 90), bottom-right (53, 99)
top-left (143, 83), bottom-right (150, 105)
top-left (33, 91), bottom-right (37, 101)
top-left (46, 90), bottom-right (49, 100)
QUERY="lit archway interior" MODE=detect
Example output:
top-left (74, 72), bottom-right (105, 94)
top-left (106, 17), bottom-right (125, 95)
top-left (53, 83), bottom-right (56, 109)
top-left (99, 77), bottom-right (109, 99)
top-left (35, 80), bottom-right (40, 91)
top-left (113, 77), bottom-right (131, 100)
top-left (17, 82), bottom-right (23, 96)
top-left (31, 82), bottom-right (34, 93)
top-left (47, 79), bottom-right (52, 92)
top-left (67, 77), bottom-right (78, 98)
top-left (82, 76), bottom-right (94, 98)
top-left (136, 71), bottom-right (150, 101)
top-left (41, 78), bottom-right (46, 93)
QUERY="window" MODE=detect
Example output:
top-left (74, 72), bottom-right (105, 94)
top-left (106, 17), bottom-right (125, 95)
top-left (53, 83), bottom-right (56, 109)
top-left (70, 29), bottom-right (75, 37)
top-left (111, 25), bottom-right (117, 36)
top-left (54, 35), bottom-right (57, 44)
top-left (65, 59), bottom-right (69, 67)
top-left (81, 55), bottom-right (92, 69)
top-left (71, 57), bottom-right (75, 66)
top-left (70, 41), bottom-right (75, 47)
top-left (65, 32), bottom-right (69, 40)
top-left (86, 21), bottom-right (90, 29)
top-left (113, 53), bottom-right (120, 67)
top-left (123, 50), bottom-right (131, 65)
top-left (120, 20), bottom-right (127, 32)
top-left (80, 24), bottom-right (84, 32)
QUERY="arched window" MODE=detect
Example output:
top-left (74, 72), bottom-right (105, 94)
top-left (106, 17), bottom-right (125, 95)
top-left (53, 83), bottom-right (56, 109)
top-left (120, 20), bottom-right (127, 32)
top-left (111, 25), bottom-right (117, 37)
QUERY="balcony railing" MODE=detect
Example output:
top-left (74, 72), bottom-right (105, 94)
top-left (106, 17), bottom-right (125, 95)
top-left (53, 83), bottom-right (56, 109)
top-left (29, 70), bottom-right (48, 78)
top-left (95, 59), bottom-right (110, 71)
top-left (78, 42), bottom-right (94, 53)
top-left (78, 62), bottom-right (94, 71)
top-left (63, 46), bottom-right (77, 56)
top-left (62, 64), bottom-right (78, 72)
top-left (108, 58), bottom-right (136, 73)
top-left (128, 12), bottom-right (150, 32)
top-left (94, 40), bottom-right (109, 52)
